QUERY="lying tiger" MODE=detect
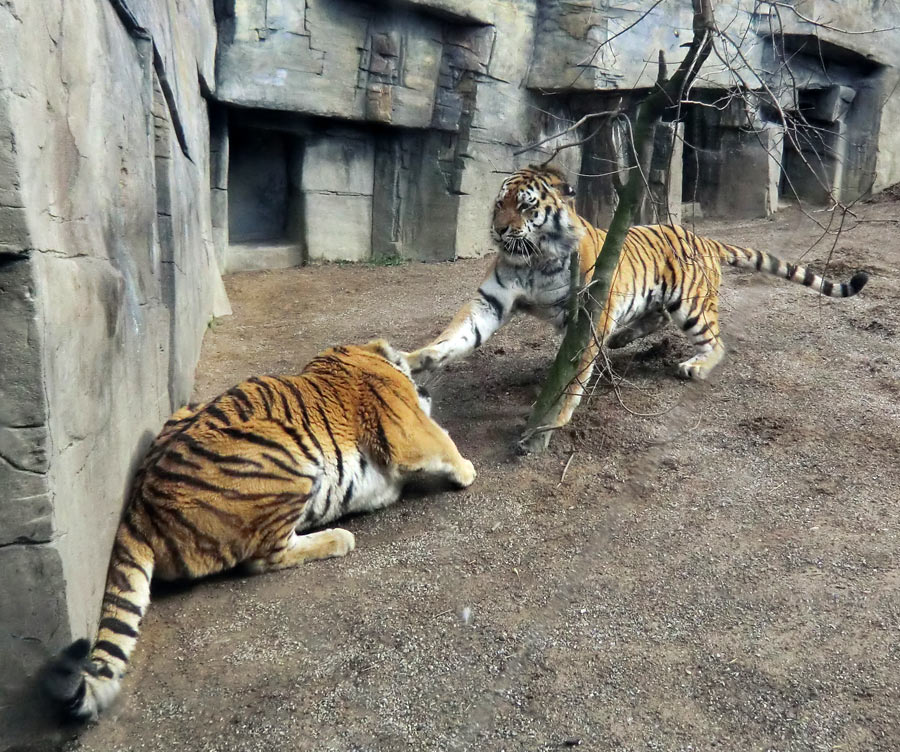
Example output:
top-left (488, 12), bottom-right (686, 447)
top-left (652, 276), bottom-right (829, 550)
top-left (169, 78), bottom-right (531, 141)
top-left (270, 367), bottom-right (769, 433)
top-left (407, 164), bottom-right (868, 432)
top-left (44, 339), bottom-right (475, 722)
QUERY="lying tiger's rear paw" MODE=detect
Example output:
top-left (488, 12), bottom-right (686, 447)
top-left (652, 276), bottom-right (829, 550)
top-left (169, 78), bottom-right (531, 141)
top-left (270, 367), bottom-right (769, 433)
top-left (322, 528), bottom-right (356, 558)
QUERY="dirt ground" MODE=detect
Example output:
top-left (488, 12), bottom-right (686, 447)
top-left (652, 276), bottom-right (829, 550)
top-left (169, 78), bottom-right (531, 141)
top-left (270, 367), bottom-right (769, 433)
top-left (66, 201), bottom-right (899, 752)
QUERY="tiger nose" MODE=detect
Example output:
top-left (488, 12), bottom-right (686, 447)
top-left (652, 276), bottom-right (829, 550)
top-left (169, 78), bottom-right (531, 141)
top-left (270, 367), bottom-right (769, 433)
top-left (494, 224), bottom-right (509, 237)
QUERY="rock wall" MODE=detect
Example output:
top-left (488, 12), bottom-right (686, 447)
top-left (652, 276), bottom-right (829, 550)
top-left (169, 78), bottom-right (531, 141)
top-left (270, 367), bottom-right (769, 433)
top-left (0, 0), bottom-right (225, 743)
top-left (214, 0), bottom-right (900, 269)
top-left (215, 0), bottom-right (584, 269)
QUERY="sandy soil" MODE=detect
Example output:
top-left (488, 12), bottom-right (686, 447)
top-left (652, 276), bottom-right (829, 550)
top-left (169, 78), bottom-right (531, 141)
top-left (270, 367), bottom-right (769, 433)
top-left (65, 201), bottom-right (900, 752)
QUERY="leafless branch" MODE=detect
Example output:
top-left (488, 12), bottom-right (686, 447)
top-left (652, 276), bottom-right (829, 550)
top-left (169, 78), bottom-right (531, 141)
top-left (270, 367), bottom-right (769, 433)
top-left (513, 105), bottom-right (622, 157)
top-left (763, 0), bottom-right (900, 35)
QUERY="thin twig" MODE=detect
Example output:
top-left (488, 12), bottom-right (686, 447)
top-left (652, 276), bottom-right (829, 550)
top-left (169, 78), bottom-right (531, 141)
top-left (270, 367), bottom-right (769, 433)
top-left (557, 452), bottom-right (576, 487)
top-left (513, 105), bottom-right (622, 157)
top-left (764, 0), bottom-right (900, 35)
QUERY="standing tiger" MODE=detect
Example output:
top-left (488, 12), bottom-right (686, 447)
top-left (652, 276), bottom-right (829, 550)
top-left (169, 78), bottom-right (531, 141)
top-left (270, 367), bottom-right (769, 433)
top-left (44, 339), bottom-right (475, 722)
top-left (407, 164), bottom-right (868, 431)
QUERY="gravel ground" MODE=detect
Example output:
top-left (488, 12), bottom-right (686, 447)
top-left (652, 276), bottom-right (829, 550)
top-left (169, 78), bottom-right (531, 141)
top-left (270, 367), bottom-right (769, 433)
top-left (61, 201), bottom-right (900, 752)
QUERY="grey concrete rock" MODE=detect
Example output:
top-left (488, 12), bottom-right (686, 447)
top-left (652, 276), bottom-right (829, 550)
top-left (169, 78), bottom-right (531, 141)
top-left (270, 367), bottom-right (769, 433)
top-left (0, 0), bottom-right (221, 744)
top-left (226, 242), bottom-right (305, 273)
top-left (0, 426), bottom-right (48, 474)
top-left (0, 491), bottom-right (53, 547)
top-left (305, 194), bottom-right (373, 263)
top-left (401, 0), bottom-right (494, 25)
top-left (708, 127), bottom-right (784, 218)
top-left (0, 543), bottom-right (69, 714)
top-left (302, 134), bottom-right (375, 195)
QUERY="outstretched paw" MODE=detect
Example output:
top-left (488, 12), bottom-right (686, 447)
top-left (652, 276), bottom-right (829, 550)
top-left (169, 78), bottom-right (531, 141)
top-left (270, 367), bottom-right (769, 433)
top-left (406, 350), bottom-right (437, 376)
top-left (406, 348), bottom-right (438, 375)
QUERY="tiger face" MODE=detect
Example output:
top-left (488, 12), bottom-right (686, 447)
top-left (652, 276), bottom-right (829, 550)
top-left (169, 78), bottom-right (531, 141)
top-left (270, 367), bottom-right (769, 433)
top-left (491, 166), bottom-right (579, 266)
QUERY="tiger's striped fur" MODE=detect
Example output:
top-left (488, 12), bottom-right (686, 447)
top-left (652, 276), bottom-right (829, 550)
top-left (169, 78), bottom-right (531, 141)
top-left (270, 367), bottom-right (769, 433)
top-left (407, 165), bottom-right (868, 430)
top-left (44, 339), bottom-right (475, 722)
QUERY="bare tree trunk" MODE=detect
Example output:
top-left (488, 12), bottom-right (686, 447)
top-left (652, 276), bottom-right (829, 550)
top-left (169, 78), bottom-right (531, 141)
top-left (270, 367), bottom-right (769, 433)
top-left (520, 0), bottom-right (715, 454)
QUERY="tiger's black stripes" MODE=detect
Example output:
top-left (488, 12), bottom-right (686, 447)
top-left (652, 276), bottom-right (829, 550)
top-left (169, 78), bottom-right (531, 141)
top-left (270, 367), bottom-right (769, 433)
top-left (278, 389), bottom-right (295, 421)
top-left (109, 542), bottom-right (149, 581)
top-left (370, 413), bottom-right (392, 464)
top-left (227, 387), bottom-right (254, 421)
top-left (164, 450), bottom-right (203, 471)
top-left (218, 466), bottom-right (295, 483)
top-left (93, 641), bottom-right (128, 664)
top-left (103, 593), bottom-right (144, 618)
top-left (181, 436), bottom-right (265, 469)
top-left (248, 378), bottom-right (274, 419)
top-left (281, 423), bottom-right (319, 464)
top-left (340, 481), bottom-right (355, 514)
top-left (98, 617), bottom-right (138, 639)
top-left (315, 404), bottom-right (344, 485)
top-left (260, 452), bottom-right (317, 481)
top-left (365, 382), bottom-right (408, 428)
top-left (273, 377), bottom-right (326, 459)
top-left (218, 426), bottom-right (299, 465)
top-left (479, 289), bottom-right (505, 320)
top-left (151, 466), bottom-right (236, 497)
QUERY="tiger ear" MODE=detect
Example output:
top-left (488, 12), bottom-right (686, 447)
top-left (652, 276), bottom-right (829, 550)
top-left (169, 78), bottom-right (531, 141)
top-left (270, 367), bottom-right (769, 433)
top-left (363, 338), bottom-right (394, 358)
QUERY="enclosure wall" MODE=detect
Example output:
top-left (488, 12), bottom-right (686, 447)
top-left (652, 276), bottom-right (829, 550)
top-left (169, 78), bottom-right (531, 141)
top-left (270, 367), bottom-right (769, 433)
top-left (0, 0), bottom-right (225, 743)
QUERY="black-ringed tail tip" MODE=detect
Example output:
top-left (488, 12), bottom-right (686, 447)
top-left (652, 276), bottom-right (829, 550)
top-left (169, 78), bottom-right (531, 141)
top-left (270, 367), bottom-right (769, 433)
top-left (723, 244), bottom-right (870, 298)
top-left (847, 271), bottom-right (870, 295)
top-left (43, 638), bottom-right (120, 722)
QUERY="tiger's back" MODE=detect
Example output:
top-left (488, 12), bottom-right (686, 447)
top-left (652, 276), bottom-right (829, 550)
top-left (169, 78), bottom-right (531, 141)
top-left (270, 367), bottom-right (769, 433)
top-left (44, 339), bottom-right (475, 722)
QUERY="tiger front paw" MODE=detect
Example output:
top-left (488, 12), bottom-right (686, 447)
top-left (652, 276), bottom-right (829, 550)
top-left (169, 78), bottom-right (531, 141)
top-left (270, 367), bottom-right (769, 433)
top-left (322, 528), bottom-right (356, 558)
top-left (453, 459), bottom-right (477, 488)
top-left (406, 348), bottom-right (440, 375)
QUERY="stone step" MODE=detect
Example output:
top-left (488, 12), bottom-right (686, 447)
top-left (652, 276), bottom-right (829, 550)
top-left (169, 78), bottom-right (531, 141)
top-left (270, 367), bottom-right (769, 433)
top-left (225, 242), bottom-right (305, 273)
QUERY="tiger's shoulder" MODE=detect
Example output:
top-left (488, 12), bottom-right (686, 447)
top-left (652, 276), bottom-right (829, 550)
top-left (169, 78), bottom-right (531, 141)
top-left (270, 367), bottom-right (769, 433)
top-left (570, 209), bottom-right (606, 282)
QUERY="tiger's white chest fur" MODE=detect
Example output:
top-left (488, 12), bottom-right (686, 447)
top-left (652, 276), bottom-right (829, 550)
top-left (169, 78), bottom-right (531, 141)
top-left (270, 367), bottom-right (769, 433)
top-left (516, 257), bottom-right (573, 329)
top-left (491, 253), bottom-right (574, 331)
top-left (298, 450), bottom-right (402, 532)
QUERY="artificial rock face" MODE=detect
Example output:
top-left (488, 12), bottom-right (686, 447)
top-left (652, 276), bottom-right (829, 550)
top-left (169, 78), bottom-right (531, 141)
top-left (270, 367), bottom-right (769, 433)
top-left (214, 0), bottom-right (900, 267)
top-left (0, 0), bottom-right (224, 743)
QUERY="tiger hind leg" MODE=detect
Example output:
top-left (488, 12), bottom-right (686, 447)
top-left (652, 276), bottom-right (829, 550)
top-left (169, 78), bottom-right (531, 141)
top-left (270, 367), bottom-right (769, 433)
top-left (244, 528), bottom-right (356, 574)
top-left (606, 309), bottom-right (668, 349)
top-left (671, 299), bottom-right (725, 380)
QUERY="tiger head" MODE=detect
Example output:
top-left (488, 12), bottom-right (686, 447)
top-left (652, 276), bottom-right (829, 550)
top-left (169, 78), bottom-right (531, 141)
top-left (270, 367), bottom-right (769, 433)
top-left (361, 339), bottom-right (432, 414)
top-left (491, 165), bottom-right (580, 267)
